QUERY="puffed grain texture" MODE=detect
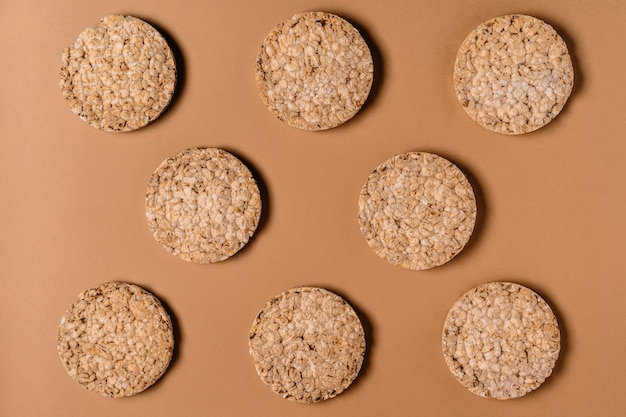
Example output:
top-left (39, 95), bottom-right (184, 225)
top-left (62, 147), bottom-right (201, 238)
top-left (442, 282), bottom-right (560, 399)
top-left (358, 152), bottom-right (476, 270)
top-left (454, 14), bottom-right (573, 134)
top-left (256, 11), bottom-right (373, 130)
top-left (249, 287), bottom-right (366, 403)
top-left (60, 15), bottom-right (176, 132)
top-left (145, 147), bottom-right (261, 263)
top-left (57, 282), bottom-right (174, 398)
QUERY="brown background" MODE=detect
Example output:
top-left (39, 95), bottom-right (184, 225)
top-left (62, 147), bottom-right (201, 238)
top-left (2, 0), bottom-right (625, 416)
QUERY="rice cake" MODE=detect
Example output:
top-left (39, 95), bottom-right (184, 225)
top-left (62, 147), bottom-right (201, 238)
top-left (442, 281), bottom-right (560, 399)
top-left (358, 152), bottom-right (476, 270)
top-left (255, 11), bottom-right (374, 130)
top-left (60, 15), bottom-right (176, 132)
top-left (249, 287), bottom-right (366, 402)
top-left (453, 14), bottom-right (574, 134)
top-left (57, 282), bottom-right (174, 398)
top-left (145, 147), bottom-right (261, 263)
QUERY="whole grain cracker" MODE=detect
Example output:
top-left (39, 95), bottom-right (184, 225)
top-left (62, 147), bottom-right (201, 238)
top-left (358, 152), bottom-right (476, 270)
top-left (57, 282), bottom-right (174, 398)
top-left (255, 11), bottom-right (374, 130)
top-left (453, 14), bottom-right (574, 134)
top-left (60, 15), bottom-right (176, 132)
top-left (249, 287), bottom-right (366, 403)
top-left (145, 147), bottom-right (261, 263)
top-left (442, 282), bottom-right (560, 399)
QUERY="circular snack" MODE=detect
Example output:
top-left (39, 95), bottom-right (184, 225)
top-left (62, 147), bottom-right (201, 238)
top-left (249, 287), bottom-right (366, 402)
top-left (255, 11), bottom-right (374, 130)
top-left (358, 152), bottom-right (476, 270)
top-left (453, 14), bottom-right (574, 134)
top-left (57, 282), bottom-right (174, 398)
top-left (442, 282), bottom-right (560, 399)
top-left (145, 147), bottom-right (261, 263)
top-left (60, 15), bottom-right (176, 132)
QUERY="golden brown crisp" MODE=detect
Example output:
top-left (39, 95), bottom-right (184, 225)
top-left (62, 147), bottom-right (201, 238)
top-left (256, 12), bottom-right (373, 130)
top-left (442, 282), bottom-right (561, 399)
top-left (145, 147), bottom-right (261, 263)
top-left (454, 14), bottom-right (573, 134)
top-left (60, 15), bottom-right (176, 132)
top-left (57, 282), bottom-right (174, 397)
top-left (358, 152), bottom-right (476, 270)
top-left (249, 287), bottom-right (366, 402)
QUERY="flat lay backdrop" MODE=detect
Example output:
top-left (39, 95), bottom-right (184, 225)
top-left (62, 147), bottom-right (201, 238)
top-left (1, 0), bottom-right (625, 416)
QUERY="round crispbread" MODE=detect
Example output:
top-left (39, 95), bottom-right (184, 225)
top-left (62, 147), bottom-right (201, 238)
top-left (60, 15), bottom-right (176, 132)
top-left (57, 282), bottom-right (174, 398)
top-left (358, 152), bottom-right (477, 271)
top-left (249, 287), bottom-right (366, 403)
top-left (453, 14), bottom-right (574, 134)
top-left (442, 281), bottom-right (560, 399)
top-left (145, 147), bottom-right (261, 263)
top-left (255, 11), bottom-right (374, 130)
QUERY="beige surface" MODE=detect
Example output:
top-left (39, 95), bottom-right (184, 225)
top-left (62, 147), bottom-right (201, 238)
top-left (1, 0), bottom-right (625, 416)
